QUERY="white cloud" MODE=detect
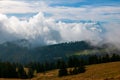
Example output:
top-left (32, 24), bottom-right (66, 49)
top-left (0, 0), bottom-right (120, 47)
top-left (104, 22), bottom-right (120, 47)
top-left (0, 12), bottom-right (104, 46)
top-left (0, 0), bottom-right (120, 22)
top-left (48, 6), bottom-right (120, 22)
top-left (0, 0), bottom-right (47, 13)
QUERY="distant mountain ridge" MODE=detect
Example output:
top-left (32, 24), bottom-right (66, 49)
top-left (0, 40), bottom-right (119, 63)
top-left (2, 39), bottom-right (31, 48)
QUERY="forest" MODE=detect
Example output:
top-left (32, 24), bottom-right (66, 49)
top-left (0, 41), bottom-right (120, 78)
top-left (0, 53), bottom-right (120, 78)
top-left (0, 41), bottom-right (94, 63)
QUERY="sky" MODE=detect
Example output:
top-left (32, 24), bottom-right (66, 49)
top-left (0, 0), bottom-right (120, 47)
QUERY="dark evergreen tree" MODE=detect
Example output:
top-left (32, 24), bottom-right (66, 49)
top-left (27, 68), bottom-right (34, 78)
top-left (0, 62), bottom-right (18, 78)
top-left (68, 56), bottom-right (81, 68)
top-left (58, 60), bottom-right (68, 77)
top-left (68, 57), bottom-right (74, 67)
top-left (58, 68), bottom-right (68, 77)
top-left (69, 64), bottom-right (86, 75)
top-left (6, 62), bottom-right (18, 78)
top-left (101, 54), bottom-right (110, 63)
top-left (17, 65), bottom-right (27, 79)
top-left (72, 67), bottom-right (78, 74)
top-left (111, 54), bottom-right (120, 62)
top-left (77, 65), bottom-right (85, 73)
top-left (88, 55), bottom-right (99, 64)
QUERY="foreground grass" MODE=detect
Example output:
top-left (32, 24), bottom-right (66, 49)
top-left (0, 61), bottom-right (120, 80)
top-left (33, 61), bottom-right (120, 80)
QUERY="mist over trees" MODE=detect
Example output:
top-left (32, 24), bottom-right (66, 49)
top-left (0, 40), bottom-right (119, 64)
top-left (0, 41), bottom-right (94, 63)
top-left (0, 41), bottom-right (120, 78)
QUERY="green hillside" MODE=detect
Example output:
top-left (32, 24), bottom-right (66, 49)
top-left (0, 41), bottom-right (94, 63)
top-left (0, 40), bottom-right (119, 63)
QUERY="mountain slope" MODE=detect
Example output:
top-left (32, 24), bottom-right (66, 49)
top-left (0, 40), bottom-right (119, 63)
top-left (0, 41), bottom-right (94, 63)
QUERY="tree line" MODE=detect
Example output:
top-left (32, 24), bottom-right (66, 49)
top-left (0, 62), bottom-right (34, 79)
top-left (0, 41), bottom-right (93, 63)
top-left (0, 53), bottom-right (120, 78)
top-left (58, 53), bottom-right (120, 77)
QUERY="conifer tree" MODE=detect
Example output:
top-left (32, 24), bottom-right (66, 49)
top-left (27, 68), bottom-right (34, 78)
top-left (58, 60), bottom-right (68, 77)
top-left (17, 65), bottom-right (27, 79)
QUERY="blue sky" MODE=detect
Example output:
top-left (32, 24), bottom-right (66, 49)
top-left (0, 0), bottom-right (120, 22)
top-left (49, 0), bottom-right (120, 7)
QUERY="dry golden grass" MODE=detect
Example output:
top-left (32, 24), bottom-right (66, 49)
top-left (32, 61), bottom-right (120, 80)
top-left (0, 61), bottom-right (120, 80)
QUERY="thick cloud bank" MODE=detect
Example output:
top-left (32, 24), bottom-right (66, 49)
top-left (0, 12), bottom-right (120, 47)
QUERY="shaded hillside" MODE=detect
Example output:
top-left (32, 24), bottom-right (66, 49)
top-left (0, 40), bottom-right (119, 63)
top-left (0, 41), bottom-right (94, 63)
top-left (31, 41), bottom-right (94, 62)
top-left (0, 42), bottom-right (30, 63)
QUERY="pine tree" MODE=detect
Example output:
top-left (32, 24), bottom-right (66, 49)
top-left (111, 54), bottom-right (120, 62)
top-left (27, 68), bottom-right (34, 78)
top-left (72, 67), bottom-right (78, 74)
top-left (17, 65), bottom-right (27, 79)
top-left (88, 55), bottom-right (98, 64)
top-left (102, 54), bottom-right (110, 63)
top-left (58, 60), bottom-right (68, 77)
top-left (58, 68), bottom-right (68, 77)
top-left (77, 65), bottom-right (85, 73)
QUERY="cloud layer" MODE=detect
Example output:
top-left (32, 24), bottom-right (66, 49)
top-left (0, 0), bottom-right (120, 47)
top-left (0, 12), bottom-right (120, 47)
top-left (0, 12), bottom-right (103, 45)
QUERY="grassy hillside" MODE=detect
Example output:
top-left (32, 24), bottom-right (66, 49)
top-left (67, 47), bottom-right (118, 57)
top-left (32, 61), bottom-right (120, 80)
top-left (0, 61), bottom-right (120, 80)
